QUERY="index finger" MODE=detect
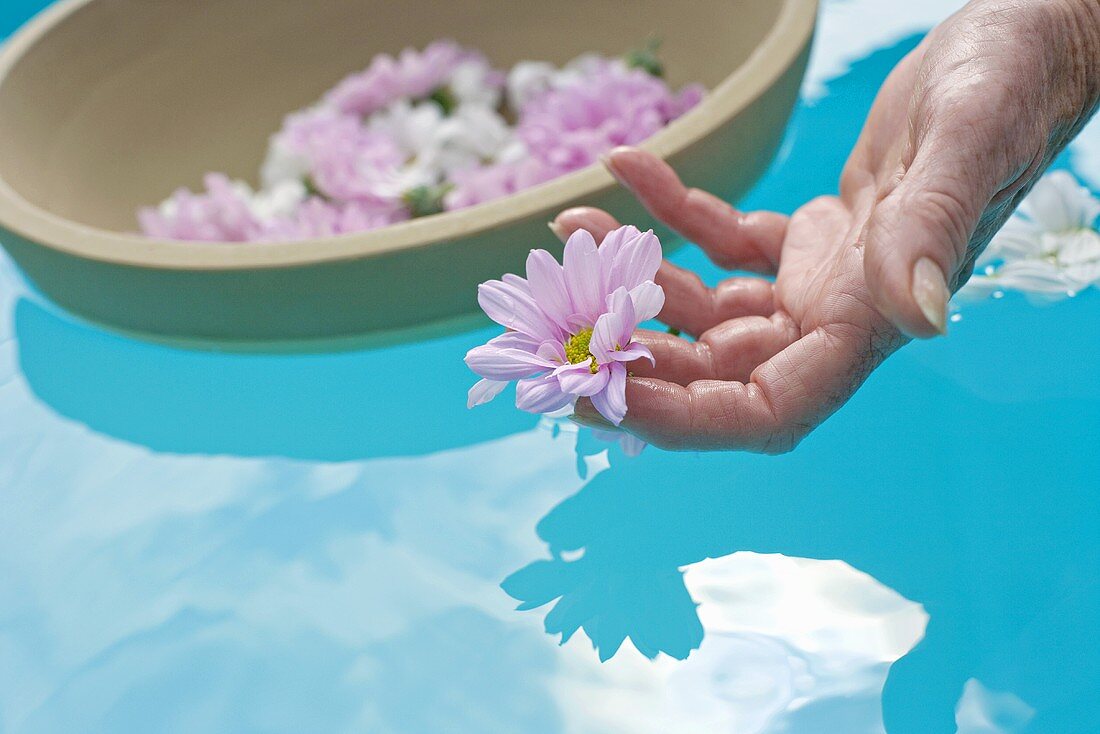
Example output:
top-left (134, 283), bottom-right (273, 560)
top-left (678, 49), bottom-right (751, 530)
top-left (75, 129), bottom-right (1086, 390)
top-left (603, 147), bottom-right (788, 275)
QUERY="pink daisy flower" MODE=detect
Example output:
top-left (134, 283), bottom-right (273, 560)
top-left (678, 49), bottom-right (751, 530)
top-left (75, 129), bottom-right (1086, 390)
top-left (324, 40), bottom-right (500, 117)
top-left (138, 173), bottom-right (261, 242)
top-left (465, 225), bottom-right (664, 425)
top-left (444, 58), bottom-right (704, 212)
top-left (263, 108), bottom-right (408, 205)
top-left (444, 156), bottom-right (566, 211)
top-left (518, 58), bottom-right (704, 171)
top-left (254, 197), bottom-right (409, 242)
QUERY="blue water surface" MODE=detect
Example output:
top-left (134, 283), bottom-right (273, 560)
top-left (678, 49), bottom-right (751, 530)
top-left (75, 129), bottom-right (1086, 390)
top-left (1, 3), bottom-right (1098, 733)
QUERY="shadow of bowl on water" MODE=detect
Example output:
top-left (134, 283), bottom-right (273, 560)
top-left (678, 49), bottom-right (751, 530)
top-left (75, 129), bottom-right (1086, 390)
top-left (15, 297), bottom-right (533, 460)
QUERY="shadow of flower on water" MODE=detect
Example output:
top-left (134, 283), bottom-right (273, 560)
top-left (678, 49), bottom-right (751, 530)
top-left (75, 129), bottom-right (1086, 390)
top-left (502, 552), bottom-right (703, 662)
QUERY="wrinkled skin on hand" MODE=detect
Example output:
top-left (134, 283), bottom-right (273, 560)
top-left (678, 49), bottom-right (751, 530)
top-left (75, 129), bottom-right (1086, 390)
top-left (557, 0), bottom-right (1100, 452)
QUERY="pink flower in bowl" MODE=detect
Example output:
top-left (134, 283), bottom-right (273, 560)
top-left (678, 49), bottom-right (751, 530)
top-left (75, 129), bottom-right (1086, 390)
top-left (465, 225), bottom-right (664, 426)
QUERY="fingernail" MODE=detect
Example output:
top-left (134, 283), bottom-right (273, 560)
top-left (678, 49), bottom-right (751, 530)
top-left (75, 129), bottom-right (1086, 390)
top-left (600, 151), bottom-right (632, 192)
top-left (547, 220), bottom-right (567, 243)
top-left (912, 257), bottom-right (949, 335)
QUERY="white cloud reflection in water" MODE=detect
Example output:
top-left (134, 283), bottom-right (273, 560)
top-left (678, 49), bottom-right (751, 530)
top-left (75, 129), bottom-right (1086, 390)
top-left (955, 679), bottom-right (1035, 734)
top-left (546, 553), bottom-right (927, 734)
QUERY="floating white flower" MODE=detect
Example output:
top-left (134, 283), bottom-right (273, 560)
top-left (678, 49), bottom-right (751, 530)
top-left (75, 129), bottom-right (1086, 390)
top-left (961, 171), bottom-right (1100, 300)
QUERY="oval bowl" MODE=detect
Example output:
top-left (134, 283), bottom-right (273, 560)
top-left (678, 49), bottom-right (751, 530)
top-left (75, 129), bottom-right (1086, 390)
top-left (0, 0), bottom-right (816, 348)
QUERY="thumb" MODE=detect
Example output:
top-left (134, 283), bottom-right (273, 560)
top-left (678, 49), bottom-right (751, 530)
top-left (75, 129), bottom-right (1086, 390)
top-left (862, 149), bottom-right (994, 339)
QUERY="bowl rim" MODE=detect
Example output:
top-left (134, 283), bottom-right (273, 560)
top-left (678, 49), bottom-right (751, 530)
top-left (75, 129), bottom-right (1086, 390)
top-left (0, 0), bottom-right (817, 271)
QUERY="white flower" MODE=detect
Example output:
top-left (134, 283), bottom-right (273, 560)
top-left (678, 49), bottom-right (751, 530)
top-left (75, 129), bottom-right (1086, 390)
top-left (171, 176), bottom-right (305, 225)
top-left (449, 59), bottom-right (503, 109)
top-left (506, 61), bottom-right (558, 110)
top-left (961, 171), bottom-right (1100, 300)
top-left (1018, 169), bottom-right (1100, 231)
top-left (370, 98), bottom-right (517, 187)
top-left (259, 138), bottom-right (310, 191)
top-left (423, 104), bottom-right (515, 170)
top-left (247, 179), bottom-right (307, 222)
top-left (505, 54), bottom-right (627, 112)
top-left (367, 99), bottom-right (447, 157)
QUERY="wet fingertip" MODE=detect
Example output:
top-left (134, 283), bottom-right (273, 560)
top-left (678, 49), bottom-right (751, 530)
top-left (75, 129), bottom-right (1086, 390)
top-left (569, 415), bottom-right (621, 433)
top-left (570, 399), bottom-right (615, 430)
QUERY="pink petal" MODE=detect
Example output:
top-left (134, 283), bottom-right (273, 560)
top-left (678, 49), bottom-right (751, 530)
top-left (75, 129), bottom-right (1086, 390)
top-left (467, 379), bottom-right (508, 408)
top-left (598, 225), bottom-right (643, 290)
top-left (590, 362), bottom-right (628, 425)
top-left (605, 286), bottom-right (640, 353)
top-left (592, 428), bottom-right (624, 442)
top-left (608, 229), bottom-right (662, 291)
top-left (598, 226), bottom-right (642, 258)
top-left (618, 433), bottom-right (647, 456)
top-left (525, 248), bottom-right (573, 331)
top-left (536, 340), bottom-right (567, 363)
top-left (562, 229), bottom-right (604, 323)
top-left (465, 345), bottom-right (554, 380)
top-left (608, 342), bottom-right (654, 365)
top-left (629, 281), bottom-right (665, 322)
top-left (502, 272), bottom-right (533, 292)
top-left (516, 375), bottom-right (575, 414)
top-left (487, 331), bottom-right (542, 351)
top-left (590, 311), bottom-right (625, 364)
top-left (591, 428), bottom-right (647, 456)
top-left (478, 278), bottom-right (558, 341)
top-left (564, 313), bottom-right (595, 333)
top-left (551, 358), bottom-right (585, 377)
top-left (605, 284), bottom-right (631, 317)
top-left (556, 362), bottom-right (611, 397)
top-left (608, 286), bottom-right (636, 341)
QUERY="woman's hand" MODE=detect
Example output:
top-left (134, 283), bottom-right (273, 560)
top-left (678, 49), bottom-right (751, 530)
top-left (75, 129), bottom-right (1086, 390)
top-left (554, 0), bottom-right (1099, 452)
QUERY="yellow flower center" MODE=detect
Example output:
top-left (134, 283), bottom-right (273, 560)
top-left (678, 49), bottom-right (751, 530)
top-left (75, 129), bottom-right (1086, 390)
top-left (564, 328), bottom-right (599, 374)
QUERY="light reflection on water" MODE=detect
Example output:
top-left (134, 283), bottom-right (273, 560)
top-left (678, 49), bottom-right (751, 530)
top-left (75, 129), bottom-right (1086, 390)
top-left (1, 1), bottom-right (1099, 733)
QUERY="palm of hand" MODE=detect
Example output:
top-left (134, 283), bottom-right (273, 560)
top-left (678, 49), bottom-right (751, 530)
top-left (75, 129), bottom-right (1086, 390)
top-left (558, 53), bottom-right (925, 452)
top-left (775, 39), bottom-right (927, 339)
